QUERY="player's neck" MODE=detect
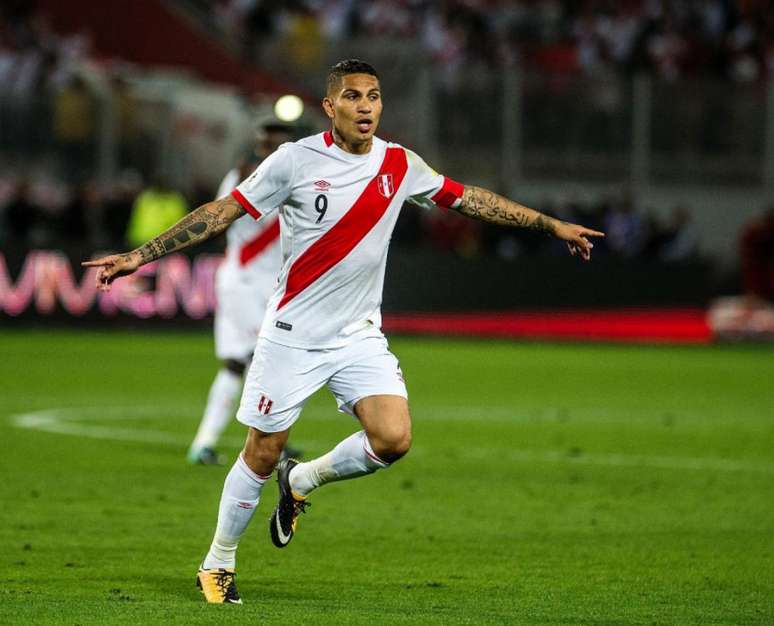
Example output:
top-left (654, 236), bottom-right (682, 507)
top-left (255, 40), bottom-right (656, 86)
top-left (331, 128), bottom-right (372, 155)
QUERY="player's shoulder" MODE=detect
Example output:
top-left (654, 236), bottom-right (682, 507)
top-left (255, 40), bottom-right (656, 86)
top-left (382, 141), bottom-right (432, 172)
top-left (292, 132), bottom-right (336, 154)
top-left (378, 136), bottom-right (408, 153)
top-left (277, 132), bottom-right (335, 167)
top-left (375, 138), bottom-right (429, 169)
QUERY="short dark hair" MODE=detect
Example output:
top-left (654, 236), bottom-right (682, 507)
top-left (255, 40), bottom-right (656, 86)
top-left (326, 59), bottom-right (379, 95)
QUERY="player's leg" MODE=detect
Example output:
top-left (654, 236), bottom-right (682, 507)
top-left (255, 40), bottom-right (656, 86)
top-left (188, 358), bottom-right (247, 465)
top-left (201, 337), bottom-right (328, 580)
top-left (287, 394), bottom-right (410, 495)
top-left (291, 336), bottom-right (410, 494)
top-left (270, 335), bottom-right (409, 548)
top-left (270, 395), bottom-right (409, 548)
top-left (198, 426), bottom-right (288, 603)
top-left (203, 427), bottom-right (288, 569)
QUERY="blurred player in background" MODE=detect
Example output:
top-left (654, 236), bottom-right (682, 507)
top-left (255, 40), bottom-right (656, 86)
top-left (187, 116), bottom-right (301, 465)
top-left (84, 59), bottom-right (604, 605)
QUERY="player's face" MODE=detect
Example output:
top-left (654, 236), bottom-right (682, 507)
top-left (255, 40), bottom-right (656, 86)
top-left (323, 73), bottom-right (382, 151)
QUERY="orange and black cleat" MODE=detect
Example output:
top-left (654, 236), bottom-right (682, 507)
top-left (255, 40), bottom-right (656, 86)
top-left (269, 458), bottom-right (310, 548)
top-left (196, 567), bottom-right (242, 604)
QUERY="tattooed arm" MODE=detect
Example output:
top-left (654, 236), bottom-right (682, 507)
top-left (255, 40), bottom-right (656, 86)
top-left (455, 185), bottom-right (605, 260)
top-left (82, 195), bottom-right (245, 289)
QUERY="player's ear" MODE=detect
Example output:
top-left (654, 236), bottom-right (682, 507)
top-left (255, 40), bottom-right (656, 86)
top-left (322, 97), bottom-right (335, 120)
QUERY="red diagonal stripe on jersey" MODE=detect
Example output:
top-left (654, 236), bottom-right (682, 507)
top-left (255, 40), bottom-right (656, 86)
top-left (239, 218), bottom-right (280, 266)
top-left (277, 147), bottom-right (408, 311)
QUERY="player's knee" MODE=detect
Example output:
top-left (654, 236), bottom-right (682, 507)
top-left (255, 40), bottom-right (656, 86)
top-left (224, 359), bottom-right (246, 376)
top-left (242, 428), bottom-right (287, 475)
top-left (242, 444), bottom-right (282, 475)
top-left (372, 430), bottom-right (412, 464)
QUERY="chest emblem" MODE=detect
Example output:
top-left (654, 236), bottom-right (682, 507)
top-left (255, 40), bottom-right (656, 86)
top-left (314, 180), bottom-right (331, 191)
top-left (377, 174), bottom-right (394, 199)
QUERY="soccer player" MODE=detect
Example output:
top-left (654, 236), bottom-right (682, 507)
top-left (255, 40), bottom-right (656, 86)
top-left (187, 116), bottom-right (297, 465)
top-left (83, 59), bottom-right (604, 605)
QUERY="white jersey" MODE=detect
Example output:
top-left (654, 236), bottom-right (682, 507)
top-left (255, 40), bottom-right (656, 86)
top-left (218, 168), bottom-right (282, 285)
top-left (231, 131), bottom-right (464, 349)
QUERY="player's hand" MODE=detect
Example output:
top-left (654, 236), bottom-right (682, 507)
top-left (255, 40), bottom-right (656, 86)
top-left (81, 251), bottom-right (141, 291)
top-left (553, 222), bottom-right (605, 261)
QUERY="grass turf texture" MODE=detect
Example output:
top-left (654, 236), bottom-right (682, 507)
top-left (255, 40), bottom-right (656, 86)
top-left (1, 329), bottom-right (773, 625)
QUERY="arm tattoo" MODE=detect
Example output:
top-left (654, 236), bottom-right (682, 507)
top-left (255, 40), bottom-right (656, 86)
top-left (455, 186), bottom-right (558, 234)
top-left (137, 239), bottom-right (165, 264)
top-left (134, 196), bottom-right (245, 263)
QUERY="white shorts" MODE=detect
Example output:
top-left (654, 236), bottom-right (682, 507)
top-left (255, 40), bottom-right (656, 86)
top-left (236, 334), bottom-right (408, 432)
top-left (214, 266), bottom-right (273, 362)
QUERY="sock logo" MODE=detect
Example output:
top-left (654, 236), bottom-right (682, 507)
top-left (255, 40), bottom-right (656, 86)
top-left (258, 395), bottom-right (273, 415)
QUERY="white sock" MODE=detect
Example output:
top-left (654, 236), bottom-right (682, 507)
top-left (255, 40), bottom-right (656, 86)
top-left (191, 368), bottom-right (242, 451)
top-left (289, 431), bottom-right (389, 497)
top-left (202, 454), bottom-right (269, 569)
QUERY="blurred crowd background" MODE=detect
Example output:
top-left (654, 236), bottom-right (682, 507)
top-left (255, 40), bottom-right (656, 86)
top-left (208, 0), bottom-right (774, 82)
top-left (1, 0), bottom-right (773, 308)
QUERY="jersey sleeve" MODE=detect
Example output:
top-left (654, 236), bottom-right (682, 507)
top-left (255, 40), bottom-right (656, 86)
top-left (231, 144), bottom-right (295, 220)
top-left (404, 149), bottom-right (464, 211)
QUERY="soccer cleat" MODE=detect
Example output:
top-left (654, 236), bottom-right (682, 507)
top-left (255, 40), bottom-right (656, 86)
top-left (196, 567), bottom-right (242, 604)
top-left (269, 458), bottom-right (310, 548)
top-left (187, 446), bottom-right (225, 466)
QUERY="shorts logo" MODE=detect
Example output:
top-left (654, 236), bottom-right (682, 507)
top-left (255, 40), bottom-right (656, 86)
top-left (314, 180), bottom-right (331, 191)
top-left (377, 174), bottom-right (394, 198)
top-left (258, 395), bottom-right (273, 415)
top-left (275, 320), bottom-right (293, 331)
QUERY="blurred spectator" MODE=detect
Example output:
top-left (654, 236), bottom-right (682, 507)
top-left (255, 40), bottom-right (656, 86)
top-left (3, 178), bottom-right (40, 246)
top-left (126, 178), bottom-right (189, 249)
top-left (59, 179), bottom-right (90, 244)
top-left (659, 204), bottom-right (699, 263)
top-left (604, 192), bottom-right (647, 258)
top-left (103, 170), bottom-right (142, 249)
top-left (111, 75), bottom-right (142, 170)
top-left (739, 206), bottom-right (774, 302)
top-left (52, 75), bottom-right (97, 182)
top-left (280, 4), bottom-right (324, 70)
top-left (60, 178), bottom-right (108, 248)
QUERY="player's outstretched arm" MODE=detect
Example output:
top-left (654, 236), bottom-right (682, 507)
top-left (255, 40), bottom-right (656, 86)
top-left (454, 185), bottom-right (605, 261)
top-left (82, 195), bottom-right (246, 290)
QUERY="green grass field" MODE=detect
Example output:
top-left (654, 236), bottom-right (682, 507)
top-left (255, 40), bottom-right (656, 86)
top-left (1, 329), bottom-right (773, 625)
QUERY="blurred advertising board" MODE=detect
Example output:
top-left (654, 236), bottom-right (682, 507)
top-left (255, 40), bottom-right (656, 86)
top-left (1, 250), bottom-right (220, 323)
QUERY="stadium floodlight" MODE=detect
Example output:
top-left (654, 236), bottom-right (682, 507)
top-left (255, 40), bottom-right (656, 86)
top-left (274, 94), bottom-right (304, 122)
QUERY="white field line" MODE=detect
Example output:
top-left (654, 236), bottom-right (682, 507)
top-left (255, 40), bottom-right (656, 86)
top-left (8, 406), bottom-right (774, 475)
top-left (10, 407), bottom-right (246, 447)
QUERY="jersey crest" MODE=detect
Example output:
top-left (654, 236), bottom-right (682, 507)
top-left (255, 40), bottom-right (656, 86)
top-left (377, 174), bottom-right (394, 199)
